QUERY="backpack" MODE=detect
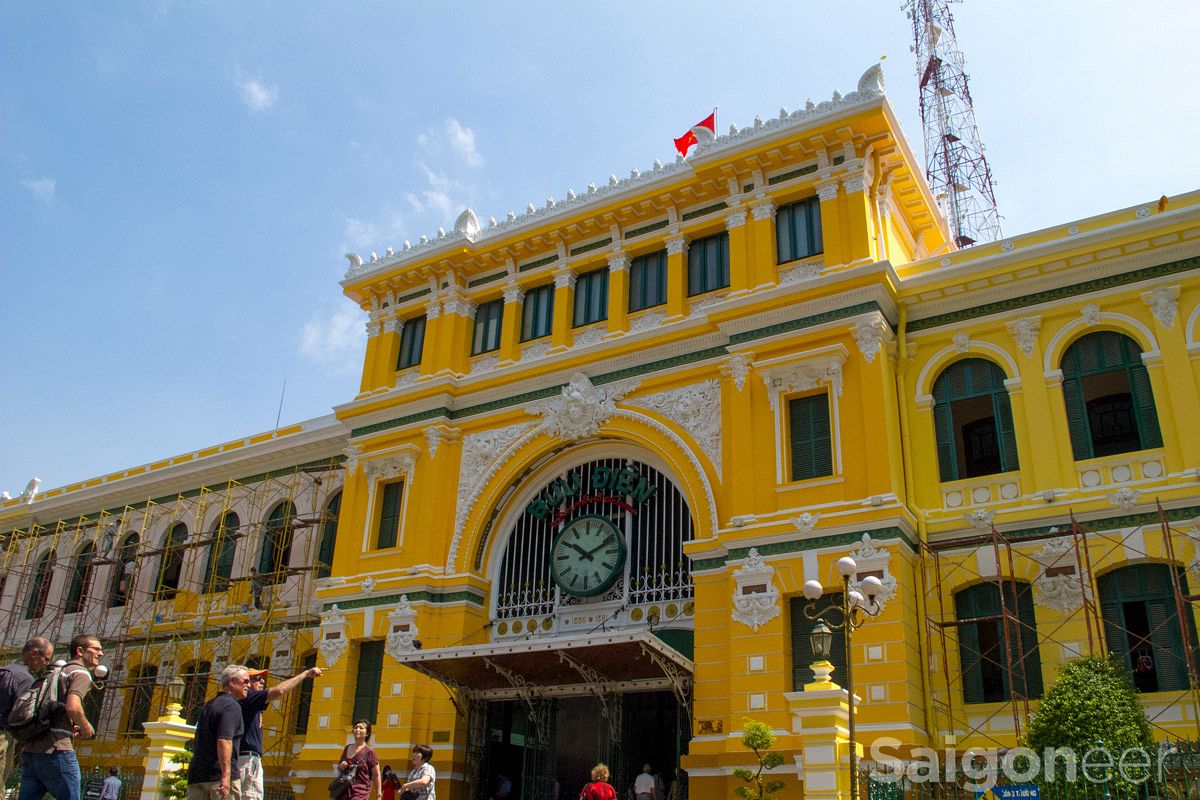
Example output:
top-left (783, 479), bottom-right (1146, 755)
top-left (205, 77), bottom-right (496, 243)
top-left (7, 661), bottom-right (84, 743)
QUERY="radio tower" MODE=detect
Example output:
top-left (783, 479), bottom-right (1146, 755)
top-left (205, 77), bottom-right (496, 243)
top-left (904, 0), bottom-right (1001, 247)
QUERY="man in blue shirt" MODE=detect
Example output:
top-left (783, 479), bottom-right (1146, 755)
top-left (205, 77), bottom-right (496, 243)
top-left (237, 665), bottom-right (321, 800)
top-left (188, 665), bottom-right (249, 800)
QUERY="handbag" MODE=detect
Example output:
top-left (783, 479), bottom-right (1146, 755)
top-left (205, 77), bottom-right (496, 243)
top-left (328, 765), bottom-right (356, 800)
top-left (398, 791), bottom-right (420, 800)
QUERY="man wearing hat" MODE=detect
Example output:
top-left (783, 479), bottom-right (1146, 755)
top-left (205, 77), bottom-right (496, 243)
top-left (237, 665), bottom-right (322, 800)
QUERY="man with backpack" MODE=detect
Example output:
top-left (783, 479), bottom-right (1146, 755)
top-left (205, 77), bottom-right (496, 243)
top-left (16, 633), bottom-right (103, 800)
top-left (0, 638), bottom-right (54, 791)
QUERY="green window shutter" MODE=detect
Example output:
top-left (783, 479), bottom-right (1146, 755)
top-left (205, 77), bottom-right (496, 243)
top-left (66, 545), bottom-right (93, 615)
top-left (1060, 375), bottom-right (1093, 460)
top-left (397, 316), bottom-right (426, 369)
top-left (790, 594), bottom-right (847, 689)
top-left (1012, 583), bottom-right (1044, 699)
top-left (260, 502), bottom-right (295, 575)
top-left (932, 398), bottom-right (959, 482)
top-left (776, 198), bottom-right (823, 264)
top-left (687, 233), bottom-right (730, 296)
top-left (521, 285), bottom-right (554, 341)
top-left (1146, 596), bottom-right (1188, 691)
top-left (993, 391), bottom-right (1020, 473)
top-left (629, 251), bottom-right (667, 312)
top-left (1099, 598), bottom-right (1129, 670)
top-left (376, 482), bottom-right (403, 549)
top-left (955, 584), bottom-right (992, 704)
top-left (352, 641), bottom-right (385, 723)
top-left (472, 300), bottom-right (504, 354)
top-left (294, 652), bottom-right (318, 734)
top-left (317, 492), bottom-right (341, 579)
top-left (789, 394), bottom-right (833, 481)
top-left (573, 268), bottom-right (608, 327)
top-left (216, 513), bottom-right (238, 588)
top-left (1127, 361), bottom-right (1163, 449)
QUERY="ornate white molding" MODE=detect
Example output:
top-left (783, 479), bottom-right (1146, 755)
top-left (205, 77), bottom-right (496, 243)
top-left (607, 252), bottom-right (630, 273)
top-left (790, 512), bottom-right (819, 536)
top-left (317, 605), bottom-right (348, 668)
top-left (526, 372), bottom-right (637, 442)
top-left (952, 332), bottom-right (970, 354)
top-left (1006, 316), bottom-right (1041, 358)
top-left (361, 452), bottom-right (415, 482)
top-left (365, 308), bottom-right (384, 337)
top-left (270, 629), bottom-right (296, 674)
top-left (847, 533), bottom-right (897, 608)
top-left (964, 508), bottom-right (994, 530)
top-left (381, 314), bottom-right (404, 335)
top-left (629, 310), bottom-right (667, 333)
top-left (554, 268), bottom-right (576, 290)
top-left (666, 235), bottom-right (687, 256)
top-left (450, 422), bottom-right (540, 562)
top-left (343, 446), bottom-right (362, 476)
top-left (759, 352), bottom-right (846, 412)
top-left (503, 284), bottom-right (525, 305)
top-left (1081, 303), bottom-right (1102, 327)
top-left (854, 318), bottom-right (894, 364)
top-left (385, 595), bottom-right (420, 661)
top-left (779, 262), bottom-right (822, 285)
top-left (572, 326), bottom-right (607, 349)
top-left (424, 426), bottom-right (460, 459)
top-left (1109, 487), bottom-right (1140, 511)
top-left (441, 294), bottom-right (476, 318)
top-left (628, 380), bottom-right (722, 477)
top-left (521, 339), bottom-right (552, 360)
top-left (815, 181), bottom-right (839, 202)
top-left (1142, 285), bottom-right (1180, 329)
top-left (723, 354), bottom-right (752, 391)
top-left (725, 209), bottom-right (747, 229)
top-left (843, 171), bottom-right (871, 195)
top-left (1031, 536), bottom-right (1092, 614)
top-left (425, 299), bottom-right (443, 319)
top-left (473, 353), bottom-right (500, 372)
top-left (751, 198), bottom-right (775, 221)
top-left (731, 549), bottom-right (781, 631)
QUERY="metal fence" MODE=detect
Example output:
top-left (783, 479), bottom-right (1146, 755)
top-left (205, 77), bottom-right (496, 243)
top-left (863, 742), bottom-right (1200, 800)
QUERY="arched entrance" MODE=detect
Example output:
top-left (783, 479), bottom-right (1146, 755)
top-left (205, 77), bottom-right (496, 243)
top-left (401, 451), bottom-right (696, 800)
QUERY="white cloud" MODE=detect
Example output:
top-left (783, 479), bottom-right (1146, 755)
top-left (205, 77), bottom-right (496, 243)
top-left (20, 178), bottom-right (55, 203)
top-left (298, 304), bottom-right (365, 374)
top-left (341, 213), bottom-right (405, 250)
top-left (235, 76), bottom-right (279, 111)
top-left (445, 118), bottom-right (483, 167)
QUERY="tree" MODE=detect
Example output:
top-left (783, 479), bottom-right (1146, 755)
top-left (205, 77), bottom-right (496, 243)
top-left (733, 719), bottom-right (786, 800)
top-left (1024, 656), bottom-right (1154, 799)
top-left (1025, 656), bottom-right (1153, 754)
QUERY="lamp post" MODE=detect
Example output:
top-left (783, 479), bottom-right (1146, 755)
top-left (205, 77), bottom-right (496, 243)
top-left (802, 556), bottom-right (886, 800)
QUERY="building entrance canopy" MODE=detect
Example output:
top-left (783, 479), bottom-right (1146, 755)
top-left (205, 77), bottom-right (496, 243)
top-left (396, 629), bottom-right (694, 705)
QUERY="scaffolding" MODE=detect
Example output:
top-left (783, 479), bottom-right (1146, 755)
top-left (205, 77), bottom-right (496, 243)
top-left (0, 458), bottom-right (344, 792)
top-left (922, 500), bottom-right (1200, 748)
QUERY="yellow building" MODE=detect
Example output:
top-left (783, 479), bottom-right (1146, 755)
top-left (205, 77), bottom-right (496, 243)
top-left (3, 64), bottom-right (1200, 800)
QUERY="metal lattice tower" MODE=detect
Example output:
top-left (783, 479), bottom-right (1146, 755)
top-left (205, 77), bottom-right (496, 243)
top-left (905, 0), bottom-right (1002, 247)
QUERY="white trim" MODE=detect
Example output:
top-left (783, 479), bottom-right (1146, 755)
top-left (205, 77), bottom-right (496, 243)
top-left (1041, 311), bottom-right (1159, 373)
top-left (914, 340), bottom-right (1020, 400)
top-left (1186, 300), bottom-right (1200, 348)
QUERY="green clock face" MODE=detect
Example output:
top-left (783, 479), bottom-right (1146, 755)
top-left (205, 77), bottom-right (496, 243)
top-left (551, 515), bottom-right (626, 597)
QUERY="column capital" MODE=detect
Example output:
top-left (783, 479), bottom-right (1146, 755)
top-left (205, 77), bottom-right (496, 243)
top-left (751, 197), bottom-right (776, 221)
top-left (666, 234), bottom-right (688, 255)
top-left (725, 208), bottom-right (747, 230)
top-left (441, 294), bottom-right (476, 318)
top-left (554, 268), bottom-right (576, 289)
top-left (607, 251), bottom-right (630, 272)
top-left (816, 181), bottom-right (840, 202)
top-left (503, 283), bottom-right (525, 305)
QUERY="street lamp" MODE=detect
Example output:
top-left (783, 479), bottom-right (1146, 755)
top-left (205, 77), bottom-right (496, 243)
top-left (802, 556), bottom-right (886, 800)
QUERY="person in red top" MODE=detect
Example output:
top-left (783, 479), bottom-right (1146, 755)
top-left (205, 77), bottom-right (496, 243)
top-left (580, 764), bottom-right (616, 800)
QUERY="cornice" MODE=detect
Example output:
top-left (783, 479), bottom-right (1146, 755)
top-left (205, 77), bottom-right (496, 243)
top-left (340, 66), bottom-right (889, 291)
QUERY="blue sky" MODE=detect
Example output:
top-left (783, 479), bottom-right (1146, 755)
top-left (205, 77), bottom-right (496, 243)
top-left (2, 1), bottom-right (1198, 496)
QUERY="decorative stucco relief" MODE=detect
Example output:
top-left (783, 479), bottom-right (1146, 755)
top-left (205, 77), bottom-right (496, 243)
top-left (385, 595), bottom-right (420, 661)
top-left (628, 380), bottom-right (722, 478)
top-left (731, 549), bottom-right (781, 631)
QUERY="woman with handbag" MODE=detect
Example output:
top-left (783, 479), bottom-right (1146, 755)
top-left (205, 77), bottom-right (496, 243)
top-left (330, 720), bottom-right (381, 800)
top-left (398, 744), bottom-right (436, 800)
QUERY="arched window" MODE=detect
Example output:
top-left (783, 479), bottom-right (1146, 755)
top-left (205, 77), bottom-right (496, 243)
top-left (1098, 564), bottom-right (1197, 693)
top-left (202, 512), bottom-right (239, 593)
top-left (109, 533), bottom-right (139, 607)
top-left (65, 543), bottom-right (96, 615)
top-left (1061, 331), bottom-right (1162, 459)
top-left (932, 358), bottom-right (1019, 481)
top-left (25, 553), bottom-right (54, 620)
top-left (317, 492), bottom-right (341, 580)
top-left (258, 501), bottom-right (295, 582)
top-left (125, 664), bottom-right (158, 736)
top-left (293, 652), bottom-right (318, 735)
top-left (155, 523), bottom-right (188, 600)
top-left (180, 661), bottom-right (211, 725)
top-left (955, 581), bottom-right (1043, 704)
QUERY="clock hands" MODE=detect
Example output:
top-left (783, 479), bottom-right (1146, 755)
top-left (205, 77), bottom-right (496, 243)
top-left (564, 541), bottom-right (595, 561)
top-left (582, 534), bottom-right (617, 559)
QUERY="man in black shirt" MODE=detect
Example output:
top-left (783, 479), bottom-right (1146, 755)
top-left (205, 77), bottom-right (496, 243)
top-left (188, 665), bottom-right (249, 800)
top-left (237, 665), bottom-right (321, 800)
top-left (0, 638), bottom-right (53, 791)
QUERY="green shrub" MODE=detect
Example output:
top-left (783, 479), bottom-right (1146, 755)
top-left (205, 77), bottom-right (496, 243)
top-left (1025, 655), bottom-right (1152, 754)
top-left (733, 719), bottom-right (786, 800)
top-left (161, 746), bottom-right (192, 800)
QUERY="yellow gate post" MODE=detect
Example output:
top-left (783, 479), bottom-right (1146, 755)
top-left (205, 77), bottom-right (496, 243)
top-left (140, 678), bottom-right (195, 800)
top-left (785, 660), bottom-right (860, 800)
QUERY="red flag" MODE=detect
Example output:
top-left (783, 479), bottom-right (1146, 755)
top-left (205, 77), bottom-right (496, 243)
top-left (674, 110), bottom-right (717, 157)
